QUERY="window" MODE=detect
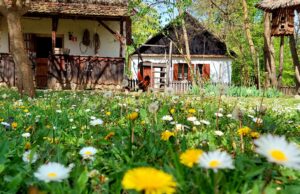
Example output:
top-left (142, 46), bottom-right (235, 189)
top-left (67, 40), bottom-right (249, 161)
top-left (178, 63), bottom-right (189, 80)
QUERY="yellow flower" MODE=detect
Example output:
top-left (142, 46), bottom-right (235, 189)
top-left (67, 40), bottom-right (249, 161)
top-left (127, 112), bottom-right (139, 121)
top-left (0, 118), bottom-right (4, 122)
top-left (106, 112), bottom-right (111, 116)
top-left (237, 127), bottom-right (251, 136)
top-left (46, 125), bottom-right (51, 129)
top-left (170, 109), bottom-right (175, 114)
top-left (188, 109), bottom-right (196, 114)
top-left (250, 131), bottom-right (260, 139)
top-left (104, 132), bottom-right (115, 140)
top-left (122, 167), bottom-right (177, 194)
top-left (141, 120), bottom-right (146, 125)
top-left (25, 142), bottom-right (31, 150)
top-left (11, 122), bottom-right (18, 129)
top-left (180, 149), bottom-right (204, 167)
top-left (25, 126), bottom-right (33, 132)
top-left (161, 130), bottom-right (175, 141)
top-left (23, 109), bottom-right (29, 113)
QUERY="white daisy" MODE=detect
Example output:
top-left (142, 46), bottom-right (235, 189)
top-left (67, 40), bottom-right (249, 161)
top-left (162, 115), bottom-right (173, 121)
top-left (79, 146), bottom-right (97, 160)
top-left (34, 162), bottom-right (72, 183)
top-left (198, 150), bottom-right (234, 173)
top-left (90, 118), bottom-right (103, 126)
top-left (56, 110), bottom-right (62, 113)
top-left (193, 120), bottom-right (201, 126)
top-left (214, 130), bottom-right (224, 136)
top-left (22, 150), bottom-right (38, 163)
top-left (253, 117), bottom-right (263, 124)
top-left (187, 117), bottom-right (197, 122)
top-left (200, 120), bottom-right (210, 125)
top-left (254, 134), bottom-right (300, 169)
top-left (214, 113), bottom-right (223, 117)
top-left (1, 122), bottom-right (10, 127)
top-left (22, 132), bottom-right (31, 138)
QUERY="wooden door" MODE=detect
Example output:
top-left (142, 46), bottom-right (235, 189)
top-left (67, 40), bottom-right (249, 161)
top-left (35, 58), bottom-right (48, 88)
top-left (143, 66), bottom-right (153, 86)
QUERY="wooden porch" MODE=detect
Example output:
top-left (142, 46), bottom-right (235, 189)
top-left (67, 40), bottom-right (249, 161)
top-left (0, 53), bottom-right (125, 90)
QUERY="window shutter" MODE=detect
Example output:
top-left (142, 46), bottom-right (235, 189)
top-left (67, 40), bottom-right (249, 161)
top-left (173, 64), bottom-right (178, 80)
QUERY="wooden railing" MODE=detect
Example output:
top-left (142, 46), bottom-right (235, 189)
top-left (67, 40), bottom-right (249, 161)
top-left (170, 81), bottom-right (192, 93)
top-left (279, 86), bottom-right (297, 95)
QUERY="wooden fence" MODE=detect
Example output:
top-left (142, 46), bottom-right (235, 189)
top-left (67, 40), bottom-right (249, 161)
top-left (279, 86), bottom-right (297, 95)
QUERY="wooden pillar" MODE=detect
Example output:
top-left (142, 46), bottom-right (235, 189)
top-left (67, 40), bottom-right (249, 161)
top-left (52, 17), bottom-right (59, 53)
top-left (120, 18), bottom-right (124, 58)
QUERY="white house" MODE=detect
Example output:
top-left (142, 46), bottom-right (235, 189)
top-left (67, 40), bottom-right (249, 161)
top-left (130, 13), bottom-right (233, 90)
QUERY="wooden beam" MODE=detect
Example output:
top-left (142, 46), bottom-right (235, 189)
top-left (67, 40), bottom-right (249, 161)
top-left (120, 18), bottom-right (123, 57)
top-left (98, 19), bottom-right (125, 44)
top-left (52, 17), bottom-right (59, 51)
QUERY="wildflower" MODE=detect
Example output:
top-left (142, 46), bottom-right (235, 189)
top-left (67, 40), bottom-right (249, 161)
top-left (193, 120), bottom-right (201, 126)
top-left (22, 132), bottom-right (31, 138)
top-left (79, 147), bottom-right (97, 160)
top-left (104, 132), bottom-right (115, 140)
top-left (162, 115), bottom-right (173, 121)
top-left (250, 132), bottom-right (260, 139)
top-left (90, 118), bottom-right (103, 126)
top-left (253, 117), bottom-right (263, 124)
top-left (188, 109), bottom-right (196, 114)
top-left (214, 112), bottom-right (223, 117)
top-left (23, 109), bottom-right (29, 113)
top-left (170, 108), bottom-right (175, 114)
top-left (200, 120), bottom-right (210, 125)
top-left (106, 112), bottom-right (111, 116)
top-left (148, 102), bottom-right (159, 113)
top-left (226, 114), bottom-right (232, 118)
top-left (22, 150), bottom-right (38, 163)
top-left (254, 134), bottom-right (300, 169)
top-left (180, 149), bottom-right (204, 167)
top-left (1, 122), bottom-right (10, 128)
top-left (127, 112), bottom-right (139, 121)
top-left (187, 116), bottom-right (197, 122)
top-left (34, 162), bottom-right (72, 183)
top-left (25, 126), bottom-right (33, 132)
top-left (214, 130), bottom-right (224, 136)
top-left (11, 122), bottom-right (18, 129)
top-left (88, 169), bottom-right (100, 178)
top-left (122, 167), bottom-right (177, 194)
top-left (25, 142), bottom-right (31, 150)
top-left (198, 150), bottom-right (234, 173)
top-left (237, 127), bottom-right (251, 136)
top-left (56, 110), bottom-right (62, 113)
top-left (161, 130), bottom-right (175, 141)
top-left (175, 124), bottom-right (185, 131)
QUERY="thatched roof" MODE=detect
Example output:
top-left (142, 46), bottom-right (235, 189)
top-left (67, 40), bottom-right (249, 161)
top-left (256, 0), bottom-right (300, 11)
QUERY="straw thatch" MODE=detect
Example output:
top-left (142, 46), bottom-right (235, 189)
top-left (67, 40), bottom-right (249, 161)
top-left (256, 0), bottom-right (300, 11)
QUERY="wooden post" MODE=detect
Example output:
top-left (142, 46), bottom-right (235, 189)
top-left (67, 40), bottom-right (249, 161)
top-left (120, 18), bottom-right (124, 57)
top-left (166, 41), bottom-right (173, 87)
top-left (52, 17), bottom-right (59, 52)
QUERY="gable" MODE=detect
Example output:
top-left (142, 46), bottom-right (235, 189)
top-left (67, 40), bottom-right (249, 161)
top-left (134, 13), bottom-right (227, 56)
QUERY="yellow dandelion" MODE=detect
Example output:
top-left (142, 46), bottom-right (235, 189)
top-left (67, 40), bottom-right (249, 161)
top-left (141, 120), bottom-right (146, 125)
top-left (127, 112), bottom-right (139, 121)
top-left (106, 112), bottom-right (111, 116)
top-left (161, 130), bottom-right (175, 141)
top-left (237, 127), bottom-right (251, 136)
top-left (170, 108), bottom-right (175, 114)
top-left (25, 142), bottom-right (31, 150)
top-left (188, 109), bottom-right (196, 114)
top-left (23, 109), bottom-right (29, 113)
top-left (250, 131), bottom-right (260, 139)
top-left (122, 167), bottom-right (177, 194)
top-left (11, 122), bottom-right (18, 129)
top-left (180, 149), bottom-right (204, 167)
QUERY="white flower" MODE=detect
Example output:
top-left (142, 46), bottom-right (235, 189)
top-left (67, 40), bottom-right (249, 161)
top-left (22, 150), bottom-right (38, 163)
top-left (148, 102), bottom-right (159, 113)
top-left (79, 147), bottom-right (97, 160)
top-left (214, 130), bottom-right (224, 136)
top-left (198, 150), bottom-right (234, 173)
top-left (175, 124), bottom-right (184, 131)
top-left (69, 118), bottom-right (74, 122)
top-left (193, 120), bottom-right (201, 126)
top-left (1, 122), bottom-right (10, 127)
top-left (162, 115), bottom-right (173, 121)
top-left (200, 120), bottom-right (210, 125)
top-left (253, 117), bottom-right (263, 124)
top-left (214, 113), bottom-right (223, 117)
top-left (90, 119), bottom-right (103, 126)
top-left (226, 114), bottom-right (232, 118)
top-left (56, 110), bottom-right (62, 113)
top-left (187, 117), bottom-right (197, 122)
top-left (90, 116), bottom-right (96, 120)
top-left (22, 132), bottom-right (31, 138)
top-left (1, 94), bottom-right (8, 99)
top-left (254, 134), bottom-right (300, 169)
top-left (85, 109), bottom-right (91, 112)
top-left (34, 162), bottom-right (72, 183)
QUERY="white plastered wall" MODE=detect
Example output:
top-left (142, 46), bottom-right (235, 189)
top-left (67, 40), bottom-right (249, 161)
top-left (130, 55), bottom-right (232, 84)
top-left (0, 17), bottom-right (121, 57)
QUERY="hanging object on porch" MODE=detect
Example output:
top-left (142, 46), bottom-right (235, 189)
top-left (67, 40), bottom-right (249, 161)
top-left (82, 29), bottom-right (91, 46)
top-left (93, 33), bottom-right (100, 55)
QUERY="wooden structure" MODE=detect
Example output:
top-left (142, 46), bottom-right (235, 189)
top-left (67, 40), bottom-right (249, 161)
top-left (0, 0), bottom-right (132, 89)
top-left (256, 0), bottom-right (300, 36)
top-left (130, 13), bottom-right (233, 91)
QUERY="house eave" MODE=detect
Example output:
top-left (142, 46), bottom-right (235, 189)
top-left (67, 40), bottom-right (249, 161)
top-left (131, 54), bottom-right (233, 59)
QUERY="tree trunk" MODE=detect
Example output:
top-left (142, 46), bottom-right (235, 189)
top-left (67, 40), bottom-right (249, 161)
top-left (263, 12), bottom-right (278, 88)
top-left (289, 35), bottom-right (300, 95)
top-left (278, 36), bottom-right (284, 88)
top-left (6, 12), bottom-right (35, 97)
top-left (242, 0), bottom-right (260, 89)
